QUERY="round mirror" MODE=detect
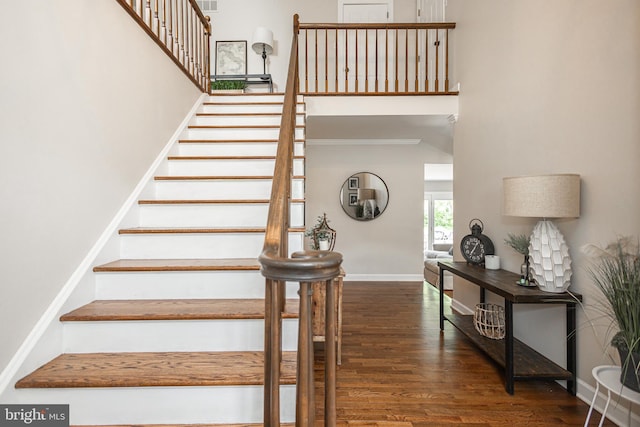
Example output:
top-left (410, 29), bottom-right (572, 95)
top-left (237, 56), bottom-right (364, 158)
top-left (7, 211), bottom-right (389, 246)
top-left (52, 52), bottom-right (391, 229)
top-left (339, 172), bottom-right (389, 221)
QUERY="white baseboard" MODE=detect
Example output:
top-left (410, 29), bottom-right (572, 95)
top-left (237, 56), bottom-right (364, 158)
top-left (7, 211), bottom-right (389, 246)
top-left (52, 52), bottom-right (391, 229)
top-left (450, 298), bottom-right (474, 315)
top-left (0, 93), bottom-right (207, 397)
top-left (344, 274), bottom-right (423, 282)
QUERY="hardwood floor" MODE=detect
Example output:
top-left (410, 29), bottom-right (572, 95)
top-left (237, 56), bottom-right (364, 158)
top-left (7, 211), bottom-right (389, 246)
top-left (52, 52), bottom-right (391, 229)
top-left (314, 281), bottom-right (613, 426)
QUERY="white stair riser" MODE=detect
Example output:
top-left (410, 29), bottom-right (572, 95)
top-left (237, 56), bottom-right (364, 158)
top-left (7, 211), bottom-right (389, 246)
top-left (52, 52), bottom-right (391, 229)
top-left (168, 158), bottom-right (305, 176)
top-left (63, 319), bottom-right (298, 353)
top-left (200, 104), bottom-right (304, 114)
top-left (192, 115), bottom-right (305, 127)
top-left (154, 179), bottom-right (305, 199)
top-left (182, 127), bottom-right (305, 140)
top-left (138, 203), bottom-right (305, 228)
top-left (206, 94), bottom-right (286, 103)
top-left (178, 141), bottom-right (305, 157)
top-left (120, 233), bottom-right (304, 259)
top-left (13, 386), bottom-right (295, 425)
top-left (205, 94), bottom-right (304, 103)
top-left (95, 271), bottom-right (301, 300)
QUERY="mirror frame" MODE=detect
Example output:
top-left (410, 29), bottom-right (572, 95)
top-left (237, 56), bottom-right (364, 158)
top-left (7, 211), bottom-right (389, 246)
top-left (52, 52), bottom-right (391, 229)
top-left (339, 172), bottom-right (389, 221)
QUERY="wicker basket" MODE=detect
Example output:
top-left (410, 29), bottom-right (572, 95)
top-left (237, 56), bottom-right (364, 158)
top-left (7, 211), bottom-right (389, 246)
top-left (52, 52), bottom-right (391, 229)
top-left (473, 303), bottom-right (505, 340)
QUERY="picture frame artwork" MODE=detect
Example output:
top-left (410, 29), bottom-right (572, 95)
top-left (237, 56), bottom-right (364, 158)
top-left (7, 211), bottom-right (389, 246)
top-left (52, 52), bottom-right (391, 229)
top-left (349, 193), bottom-right (358, 206)
top-left (215, 40), bottom-right (247, 75)
top-left (348, 177), bottom-right (359, 190)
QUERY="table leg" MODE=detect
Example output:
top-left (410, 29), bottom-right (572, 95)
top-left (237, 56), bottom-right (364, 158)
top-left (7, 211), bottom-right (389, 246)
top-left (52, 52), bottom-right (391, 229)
top-left (505, 300), bottom-right (514, 395)
top-left (567, 302), bottom-right (577, 395)
top-left (439, 267), bottom-right (445, 331)
top-left (599, 390), bottom-right (612, 427)
top-left (583, 382), bottom-right (599, 427)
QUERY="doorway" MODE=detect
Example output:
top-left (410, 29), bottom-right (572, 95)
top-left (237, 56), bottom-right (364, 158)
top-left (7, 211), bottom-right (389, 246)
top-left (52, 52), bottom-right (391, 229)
top-left (423, 164), bottom-right (453, 256)
top-left (339, 0), bottom-right (393, 23)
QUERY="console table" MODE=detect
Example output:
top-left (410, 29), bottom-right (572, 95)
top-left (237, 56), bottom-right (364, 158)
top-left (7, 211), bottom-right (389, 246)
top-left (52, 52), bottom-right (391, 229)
top-left (438, 260), bottom-right (581, 395)
top-left (210, 74), bottom-right (273, 93)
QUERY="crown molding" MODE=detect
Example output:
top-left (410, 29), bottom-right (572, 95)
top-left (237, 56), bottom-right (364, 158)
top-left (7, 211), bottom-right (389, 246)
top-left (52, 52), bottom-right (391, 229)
top-left (307, 138), bottom-right (421, 146)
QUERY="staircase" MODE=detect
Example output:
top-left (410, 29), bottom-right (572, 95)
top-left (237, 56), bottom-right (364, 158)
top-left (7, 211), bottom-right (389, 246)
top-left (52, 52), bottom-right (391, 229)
top-left (13, 94), bottom-right (307, 425)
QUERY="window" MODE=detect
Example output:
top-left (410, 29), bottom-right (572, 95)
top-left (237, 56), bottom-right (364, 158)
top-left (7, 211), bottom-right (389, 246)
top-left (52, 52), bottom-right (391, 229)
top-left (424, 193), bottom-right (453, 254)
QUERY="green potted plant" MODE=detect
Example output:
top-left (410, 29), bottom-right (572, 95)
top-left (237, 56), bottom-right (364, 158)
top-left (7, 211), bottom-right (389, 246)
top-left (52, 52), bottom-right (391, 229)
top-left (504, 233), bottom-right (531, 286)
top-left (210, 79), bottom-right (246, 93)
top-left (305, 214), bottom-right (335, 251)
top-left (583, 236), bottom-right (640, 391)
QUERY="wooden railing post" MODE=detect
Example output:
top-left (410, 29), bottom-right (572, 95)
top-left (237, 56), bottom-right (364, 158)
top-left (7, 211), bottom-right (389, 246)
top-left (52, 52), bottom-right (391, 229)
top-left (296, 281), bottom-right (315, 427)
top-left (264, 278), bottom-right (282, 427)
top-left (324, 277), bottom-right (337, 426)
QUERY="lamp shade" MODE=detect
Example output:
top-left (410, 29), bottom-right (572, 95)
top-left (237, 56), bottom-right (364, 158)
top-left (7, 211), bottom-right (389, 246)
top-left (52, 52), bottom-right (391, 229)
top-left (357, 188), bottom-right (375, 201)
top-left (251, 27), bottom-right (273, 54)
top-left (503, 174), bottom-right (580, 218)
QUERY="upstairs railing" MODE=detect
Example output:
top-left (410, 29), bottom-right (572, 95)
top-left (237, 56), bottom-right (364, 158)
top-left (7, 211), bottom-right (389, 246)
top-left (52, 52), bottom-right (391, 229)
top-left (259, 14), bottom-right (343, 427)
top-left (297, 21), bottom-right (456, 95)
top-left (115, 0), bottom-right (211, 92)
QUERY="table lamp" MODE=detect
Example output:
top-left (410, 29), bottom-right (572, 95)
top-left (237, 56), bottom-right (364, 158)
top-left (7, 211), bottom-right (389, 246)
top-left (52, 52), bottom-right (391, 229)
top-left (503, 174), bottom-right (581, 293)
top-left (251, 27), bottom-right (273, 75)
top-left (357, 188), bottom-right (376, 219)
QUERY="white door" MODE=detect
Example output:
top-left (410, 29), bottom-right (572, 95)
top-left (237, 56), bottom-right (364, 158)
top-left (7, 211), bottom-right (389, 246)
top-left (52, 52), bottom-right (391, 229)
top-left (342, 3), bottom-right (390, 23)
top-left (417, 0), bottom-right (446, 91)
top-left (417, 0), bottom-right (445, 22)
top-left (338, 2), bottom-right (391, 92)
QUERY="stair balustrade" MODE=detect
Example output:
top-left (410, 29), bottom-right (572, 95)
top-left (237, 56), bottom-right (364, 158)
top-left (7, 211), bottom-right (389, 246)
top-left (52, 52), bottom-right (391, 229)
top-left (259, 14), bottom-right (343, 427)
top-left (298, 21), bottom-right (456, 95)
top-left (114, 0), bottom-right (211, 92)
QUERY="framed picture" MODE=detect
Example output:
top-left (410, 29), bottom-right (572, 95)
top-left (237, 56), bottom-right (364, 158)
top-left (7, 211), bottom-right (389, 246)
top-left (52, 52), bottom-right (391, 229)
top-left (349, 193), bottom-right (358, 206)
top-left (348, 177), bottom-right (359, 189)
top-left (215, 40), bottom-right (247, 75)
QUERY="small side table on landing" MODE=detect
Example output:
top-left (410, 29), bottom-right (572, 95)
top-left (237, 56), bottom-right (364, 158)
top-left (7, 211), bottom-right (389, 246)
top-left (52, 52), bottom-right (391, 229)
top-left (584, 365), bottom-right (640, 427)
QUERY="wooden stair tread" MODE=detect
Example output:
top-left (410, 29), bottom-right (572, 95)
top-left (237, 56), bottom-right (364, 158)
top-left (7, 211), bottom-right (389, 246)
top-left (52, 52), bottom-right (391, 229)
top-left (154, 175), bottom-right (305, 180)
top-left (61, 299), bottom-right (300, 321)
top-left (167, 155), bottom-right (305, 160)
top-left (196, 112), bottom-right (304, 117)
top-left (15, 351), bottom-right (297, 389)
top-left (118, 226), bottom-right (305, 234)
top-left (93, 258), bottom-right (260, 272)
top-left (178, 139), bottom-right (305, 143)
top-left (74, 424), bottom-right (295, 426)
top-left (138, 199), bottom-right (305, 205)
top-left (203, 101), bottom-right (302, 106)
top-left (188, 125), bottom-right (304, 129)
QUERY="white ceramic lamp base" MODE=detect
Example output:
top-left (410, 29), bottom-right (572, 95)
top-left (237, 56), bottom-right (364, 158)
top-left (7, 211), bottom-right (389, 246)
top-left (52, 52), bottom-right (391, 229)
top-left (528, 220), bottom-right (572, 293)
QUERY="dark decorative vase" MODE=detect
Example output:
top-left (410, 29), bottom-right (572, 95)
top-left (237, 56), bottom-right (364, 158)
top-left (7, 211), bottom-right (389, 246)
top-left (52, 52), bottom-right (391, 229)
top-left (617, 346), bottom-right (640, 392)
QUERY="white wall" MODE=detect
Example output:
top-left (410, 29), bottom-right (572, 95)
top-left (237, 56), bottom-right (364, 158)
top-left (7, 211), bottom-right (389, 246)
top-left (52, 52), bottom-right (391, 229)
top-left (209, 0), bottom-right (416, 90)
top-left (447, 0), bottom-right (640, 396)
top-left (0, 1), bottom-right (201, 374)
top-left (305, 141), bottom-right (452, 279)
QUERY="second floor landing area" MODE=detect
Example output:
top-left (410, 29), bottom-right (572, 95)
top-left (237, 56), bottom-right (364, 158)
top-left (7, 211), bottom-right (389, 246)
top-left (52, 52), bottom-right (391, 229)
top-left (298, 19), bottom-right (458, 151)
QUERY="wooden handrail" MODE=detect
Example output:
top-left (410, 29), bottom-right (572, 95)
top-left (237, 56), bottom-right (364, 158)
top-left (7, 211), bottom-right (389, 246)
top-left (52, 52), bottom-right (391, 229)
top-left (299, 22), bottom-right (456, 30)
top-left (114, 0), bottom-right (211, 92)
top-left (297, 21), bottom-right (456, 95)
top-left (259, 14), bottom-right (342, 427)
